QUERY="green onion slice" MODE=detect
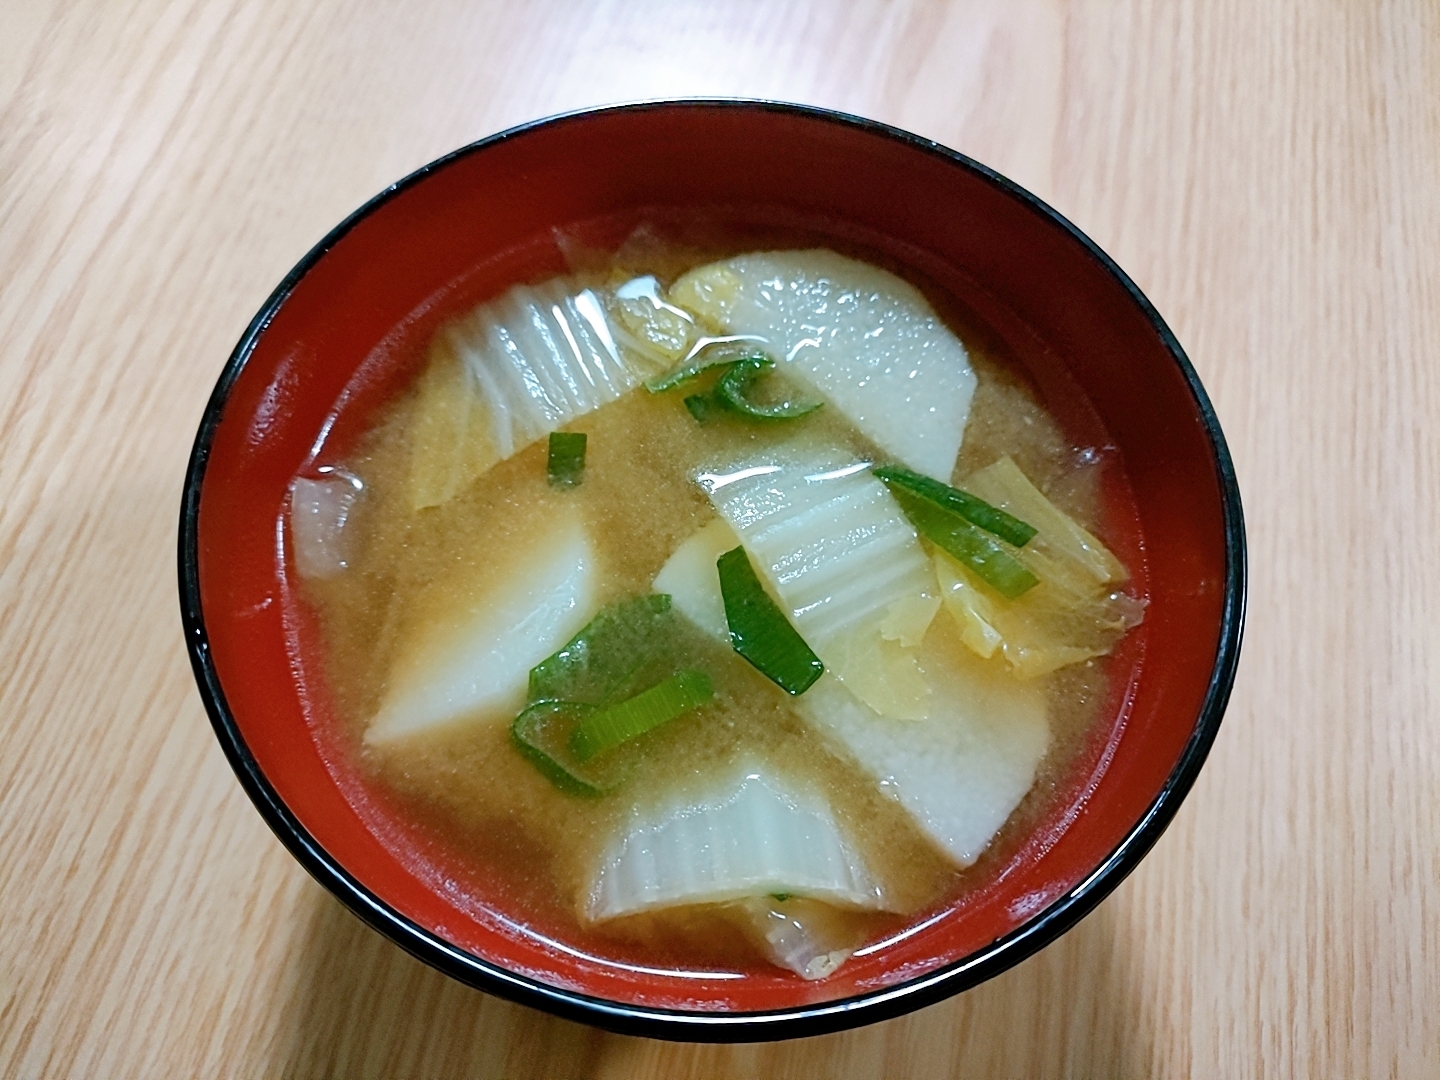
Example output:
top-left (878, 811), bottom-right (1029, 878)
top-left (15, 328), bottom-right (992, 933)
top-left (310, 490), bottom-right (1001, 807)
top-left (511, 700), bottom-right (626, 795)
top-left (644, 341), bottom-right (768, 393)
top-left (528, 593), bottom-right (675, 704)
top-left (887, 487), bottom-right (1040, 599)
top-left (684, 392), bottom-right (721, 424)
top-left (569, 670), bottom-right (714, 762)
top-left (715, 357), bottom-right (824, 421)
top-left (873, 464), bottom-right (1037, 547)
top-left (518, 594), bottom-right (708, 792)
top-left (547, 431), bottom-right (587, 488)
top-left (716, 545), bottom-right (825, 695)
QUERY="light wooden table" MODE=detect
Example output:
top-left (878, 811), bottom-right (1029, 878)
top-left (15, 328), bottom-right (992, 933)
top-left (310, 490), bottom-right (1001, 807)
top-left (2, 1), bottom-right (1437, 1075)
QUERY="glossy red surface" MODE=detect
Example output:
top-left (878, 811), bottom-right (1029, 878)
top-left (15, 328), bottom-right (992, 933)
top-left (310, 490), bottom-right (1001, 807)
top-left (193, 104), bottom-right (1231, 1021)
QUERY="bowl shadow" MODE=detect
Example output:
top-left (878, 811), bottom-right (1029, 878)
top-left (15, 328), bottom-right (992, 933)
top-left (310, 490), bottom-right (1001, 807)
top-left (267, 880), bottom-right (1155, 1078)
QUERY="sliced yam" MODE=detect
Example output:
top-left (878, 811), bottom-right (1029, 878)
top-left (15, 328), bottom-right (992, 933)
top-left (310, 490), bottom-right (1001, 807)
top-left (695, 454), bottom-right (936, 716)
top-left (651, 517), bottom-right (741, 640)
top-left (797, 623), bottom-right (1050, 868)
top-left (671, 249), bottom-right (977, 483)
top-left (586, 763), bottom-right (892, 922)
top-left (408, 278), bottom-right (658, 509)
top-left (289, 471), bottom-right (363, 579)
top-left (366, 511), bottom-right (599, 744)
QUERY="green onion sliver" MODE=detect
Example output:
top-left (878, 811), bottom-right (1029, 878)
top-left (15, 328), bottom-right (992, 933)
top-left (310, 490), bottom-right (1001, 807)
top-left (716, 546), bottom-right (825, 695)
top-left (873, 464), bottom-right (1037, 547)
top-left (684, 392), bottom-right (721, 424)
top-left (547, 431), bottom-right (587, 488)
top-left (528, 593), bottom-right (672, 703)
top-left (569, 670), bottom-right (714, 762)
top-left (888, 487), bottom-right (1040, 599)
top-left (715, 357), bottom-right (823, 421)
top-left (512, 700), bottom-right (623, 795)
top-left (644, 346), bottom-right (767, 393)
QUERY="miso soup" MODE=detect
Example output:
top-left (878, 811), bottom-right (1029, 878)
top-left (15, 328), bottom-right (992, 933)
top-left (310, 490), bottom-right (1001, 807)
top-left (286, 227), bottom-right (1145, 980)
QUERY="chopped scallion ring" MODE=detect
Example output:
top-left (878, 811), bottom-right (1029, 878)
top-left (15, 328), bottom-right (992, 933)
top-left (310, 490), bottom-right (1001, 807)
top-left (528, 593), bottom-right (673, 704)
top-left (715, 357), bottom-right (824, 421)
top-left (569, 670), bottom-right (714, 762)
top-left (644, 342), bottom-right (768, 393)
top-left (547, 431), bottom-right (587, 488)
top-left (684, 392), bottom-right (722, 424)
top-left (511, 700), bottom-right (624, 795)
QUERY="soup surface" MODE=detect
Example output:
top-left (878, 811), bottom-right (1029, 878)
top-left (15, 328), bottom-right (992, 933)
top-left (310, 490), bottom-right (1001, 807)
top-left (286, 222), bottom-right (1146, 980)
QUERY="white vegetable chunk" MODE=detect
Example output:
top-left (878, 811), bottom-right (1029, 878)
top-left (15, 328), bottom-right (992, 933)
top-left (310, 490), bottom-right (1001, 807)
top-left (695, 456), bottom-right (933, 648)
top-left (366, 512), bottom-right (598, 744)
top-left (467, 281), bottom-right (633, 444)
top-left (651, 517), bottom-right (741, 640)
top-left (696, 453), bottom-right (936, 715)
top-left (410, 278), bottom-right (657, 508)
top-left (586, 764), bottom-right (891, 921)
top-left (797, 641), bottom-right (1049, 867)
top-left (289, 470), bottom-right (363, 579)
top-left (733, 898), bottom-right (857, 981)
top-left (672, 249), bottom-right (978, 482)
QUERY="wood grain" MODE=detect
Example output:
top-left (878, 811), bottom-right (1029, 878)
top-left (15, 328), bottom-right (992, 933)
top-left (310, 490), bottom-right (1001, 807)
top-left (2, 0), bottom-right (1437, 1075)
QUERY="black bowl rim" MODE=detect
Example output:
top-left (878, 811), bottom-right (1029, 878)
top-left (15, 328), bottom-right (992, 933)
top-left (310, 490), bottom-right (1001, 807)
top-left (178, 98), bottom-right (1246, 1043)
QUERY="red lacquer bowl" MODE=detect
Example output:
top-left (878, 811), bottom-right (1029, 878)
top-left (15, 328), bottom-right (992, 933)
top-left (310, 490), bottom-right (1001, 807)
top-left (179, 101), bottom-right (1244, 1040)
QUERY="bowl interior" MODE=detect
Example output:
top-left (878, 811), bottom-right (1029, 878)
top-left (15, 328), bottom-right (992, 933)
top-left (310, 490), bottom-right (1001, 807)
top-left (187, 103), bottom-right (1236, 1032)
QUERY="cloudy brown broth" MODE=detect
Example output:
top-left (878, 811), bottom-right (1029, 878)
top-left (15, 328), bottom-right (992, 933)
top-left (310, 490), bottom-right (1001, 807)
top-left (289, 230), bottom-right (1138, 976)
